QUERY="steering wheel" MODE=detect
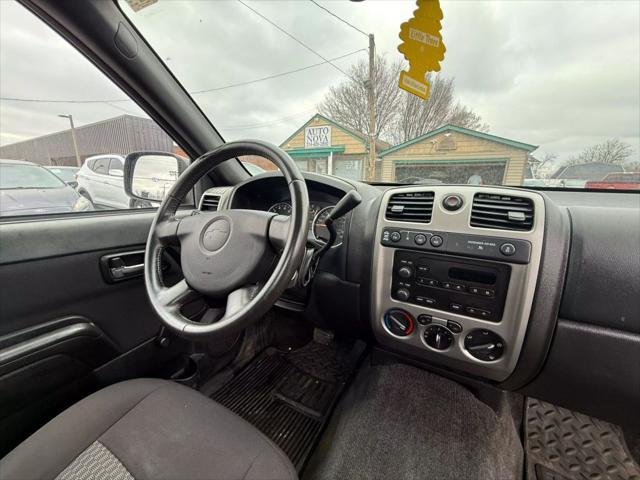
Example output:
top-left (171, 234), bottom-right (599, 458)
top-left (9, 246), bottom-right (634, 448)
top-left (144, 140), bottom-right (309, 339)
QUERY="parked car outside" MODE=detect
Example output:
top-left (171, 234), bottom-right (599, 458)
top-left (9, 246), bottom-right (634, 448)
top-left (548, 162), bottom-right (626, 188)
top-left (585, 172), bottom-right (640, 189)
top-left (77, 154), bottom-right (151, 208)
top-left (0, 159), bottom-right (93, 216)
top-left (44, 166), bottom-right (79, 188)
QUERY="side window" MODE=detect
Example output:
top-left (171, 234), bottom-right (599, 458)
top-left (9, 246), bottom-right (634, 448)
top-left (93, 159), bottom-right (110, 175)
top-left (0, 2), bottom-right (189, 217)
top-left (108, 157), bottom-right (124, 176)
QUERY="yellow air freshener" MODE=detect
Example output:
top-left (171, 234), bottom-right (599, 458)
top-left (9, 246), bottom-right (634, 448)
top-left (398, 0), bottom-right (446, 100)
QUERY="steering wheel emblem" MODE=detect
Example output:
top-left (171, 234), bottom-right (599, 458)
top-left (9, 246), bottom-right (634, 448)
top-left (202, 218), bottom-right (230, 252)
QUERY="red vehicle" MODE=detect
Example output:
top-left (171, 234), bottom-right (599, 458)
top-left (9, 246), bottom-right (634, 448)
top-left (585, 172), bottom-right (640, 189)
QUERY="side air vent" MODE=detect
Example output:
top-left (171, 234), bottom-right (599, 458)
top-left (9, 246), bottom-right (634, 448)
top-left (470, 193), bottom-right (534, 231)
top-left (200, 194), bottom-right (221, 211)
top-left (386, 191), bottom-right (434, 223)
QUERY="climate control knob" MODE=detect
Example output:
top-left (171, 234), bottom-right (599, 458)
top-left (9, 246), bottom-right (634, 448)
top-left (423, 324), bottom-right (454, 350)
top-left (464, 329), bottom-right (505, 361)
top-left (383, 309), bottom-right (415, 337)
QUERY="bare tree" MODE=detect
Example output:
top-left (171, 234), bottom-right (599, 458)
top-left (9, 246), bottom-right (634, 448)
top-left (319, 54), bottom-right (488, 145)
top-left (319, 56), bottom-right (404, 141)
top-left (567, 138), bottom-right (633, 165)
top-left (529, 152), bottom-right (557, 178)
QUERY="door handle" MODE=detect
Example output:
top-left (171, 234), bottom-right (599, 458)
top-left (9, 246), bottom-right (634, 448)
top-left (110, 261), bottom-right (144, 279)
top-left (100, 250), bottom-right (146, 282)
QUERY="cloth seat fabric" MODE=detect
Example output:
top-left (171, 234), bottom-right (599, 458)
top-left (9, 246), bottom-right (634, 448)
top-left (0, 378), bottom-right (297, 480)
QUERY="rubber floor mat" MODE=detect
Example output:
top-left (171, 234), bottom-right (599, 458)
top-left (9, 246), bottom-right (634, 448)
top-left (525, 398), bottom-right (640, 480)
top-left (211, 342), bottom-right (364, 472)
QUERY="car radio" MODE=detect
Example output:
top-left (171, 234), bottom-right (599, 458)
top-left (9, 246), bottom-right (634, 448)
top-left (391, 250), bottom-right (511, 322)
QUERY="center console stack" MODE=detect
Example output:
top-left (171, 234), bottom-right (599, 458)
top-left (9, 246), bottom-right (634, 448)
top-left (371, 187), bottom-right (545, 381)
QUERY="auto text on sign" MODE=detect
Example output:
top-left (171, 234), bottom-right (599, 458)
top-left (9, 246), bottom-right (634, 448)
top-left (304, 126), bottom-right (332, 148)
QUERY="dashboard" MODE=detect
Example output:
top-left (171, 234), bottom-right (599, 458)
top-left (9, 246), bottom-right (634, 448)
top-left (198, 172), bottom-right (639, 430)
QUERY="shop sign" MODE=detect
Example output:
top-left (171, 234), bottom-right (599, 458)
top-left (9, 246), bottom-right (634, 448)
top-left (305, 126), bottom-right (331, 148)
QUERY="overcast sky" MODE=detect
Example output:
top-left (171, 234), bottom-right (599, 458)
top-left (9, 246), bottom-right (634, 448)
top-left (1, 0), bottom-right (638, 167)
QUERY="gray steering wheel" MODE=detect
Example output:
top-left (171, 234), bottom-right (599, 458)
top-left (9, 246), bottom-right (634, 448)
top-left (144, 140), bottom-right (309, 338)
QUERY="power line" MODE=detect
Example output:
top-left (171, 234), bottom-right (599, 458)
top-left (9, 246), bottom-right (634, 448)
top-left (191, 49), bottom-right (365, 94)
top-left (236, 0), bottom-right (357, 82)
top-left (308, 0), bottom-right (368, 37)
top-left (0, 50), bottom-right (365, 104)
top-left (220, 110), bottom-right (315, 130)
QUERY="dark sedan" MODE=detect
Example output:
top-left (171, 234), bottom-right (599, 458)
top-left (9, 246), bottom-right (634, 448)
top-left (0, 159), bottom-right (93, 216)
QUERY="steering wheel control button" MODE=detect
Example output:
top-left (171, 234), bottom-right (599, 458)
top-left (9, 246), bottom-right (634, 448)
top-left (464, 329), bottom-right (505, 361)
top-left (447, 320), bottom-right (463, 334)
top-left (499, 242), bottom-right (516, 256)
top-left (442, 194), bottom-right (464, 211)
top-left (398, 266), bottom-right (413, 279)
top-left (384, 309), bottom-right (415, 337)
top-left (423, 324), bottom-right (454, 350)
top-left (429, 235), bottom-right (444, 247)
top-left (395, 288), bottom-right (411, 301)
top-left (390, 231), bottom-right (402, 242)
top-left (414, 234), bottom-right (427, 245)
top-left (417, 314), bottom-right (433, 325)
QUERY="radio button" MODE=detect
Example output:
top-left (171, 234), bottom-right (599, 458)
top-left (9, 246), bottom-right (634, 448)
top-left (466, 306), bottom-right (480, 316)
top-left (414, 234), bottom-right (427, 245)
top-left (417, 277), bottom-right (440, 287)
top-left (449, 303), bottom-right (464, 312)
top-left (417, 296), bottom-right (436, 306)
top-left (468, 286), bottom-right (480, 295)
top-left (398, 266), bottom-right (413, 279)
top-left (396, 288), bottom-right (411, 301)
top-left (453, 283), bottom-right (466, 292)
top-left (430, 235), bottom-right (444, 247)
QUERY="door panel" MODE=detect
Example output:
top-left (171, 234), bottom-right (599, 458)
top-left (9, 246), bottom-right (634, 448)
top-left (0, 212), bottom-right (179, 455)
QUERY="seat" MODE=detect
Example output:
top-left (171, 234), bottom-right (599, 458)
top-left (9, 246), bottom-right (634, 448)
top-left (0, 378), bottom-right (297, 480)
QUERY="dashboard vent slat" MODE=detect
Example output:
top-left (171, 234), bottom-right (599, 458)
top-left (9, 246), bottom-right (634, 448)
top-left (386, 191), bottom-right (434, 223)
top-left (470, 193), bottom-right (534, 231)
top-left (200, 194), bottom-right (221, 211)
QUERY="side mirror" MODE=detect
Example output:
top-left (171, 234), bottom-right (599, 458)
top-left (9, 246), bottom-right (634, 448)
top-left (124, 152), bottom-right (188, 202)
top-left (109, 168), bottom-right (124, 177)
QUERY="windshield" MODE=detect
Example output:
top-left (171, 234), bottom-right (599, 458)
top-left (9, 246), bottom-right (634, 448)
top-left (116, 0), bottom-right (639, 189)
top-left (0, 163), bottom-right (67, 189)
top-left (46, 167), bottom-right (78, 183)
top-left (1, 1), bottom-right (637, 191)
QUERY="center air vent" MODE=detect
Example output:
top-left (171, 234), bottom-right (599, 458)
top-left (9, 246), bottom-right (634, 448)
top-left (470, 193), bottom-right (534, 231)
top-left (386, 191), bottom-right (434, 223)
top-left (200, 193), bottom-right (221, 211)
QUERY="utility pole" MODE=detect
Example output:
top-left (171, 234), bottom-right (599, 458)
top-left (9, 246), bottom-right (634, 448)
top-left (367, 33), bottom-right (377, 182)
top-left (58, 114), bottom-right (82, 167)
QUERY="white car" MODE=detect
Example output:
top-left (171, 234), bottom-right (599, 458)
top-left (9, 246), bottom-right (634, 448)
top-left (77, 154), bottom-right (149, 209)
